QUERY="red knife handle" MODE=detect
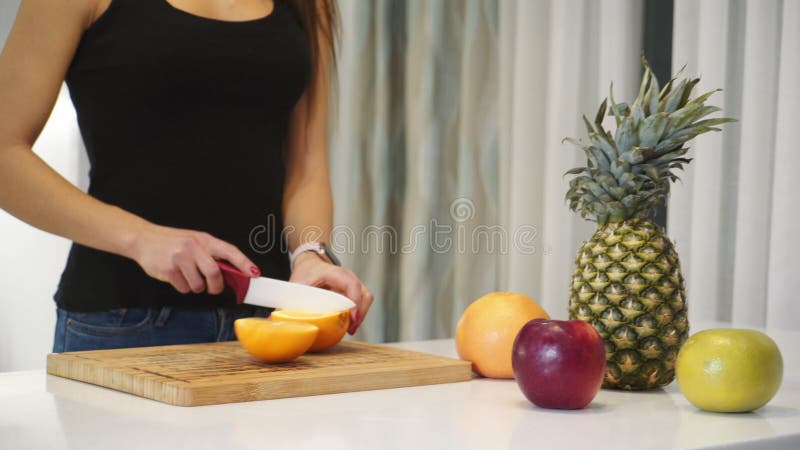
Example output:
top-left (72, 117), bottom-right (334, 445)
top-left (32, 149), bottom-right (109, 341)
top-left (217, 261), bottom-right (250, 304)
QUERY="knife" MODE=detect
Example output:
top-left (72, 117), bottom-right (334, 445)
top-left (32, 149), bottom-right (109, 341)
top-left (217, 261), bottom-right (356, 313)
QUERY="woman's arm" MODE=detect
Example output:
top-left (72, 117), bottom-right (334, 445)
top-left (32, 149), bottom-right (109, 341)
top-left (283, 5), bottom-right (373, 334)
top-left (0, 0), bottom-right (257, 295)
top-left (282, 89), bottom-right (333, 251)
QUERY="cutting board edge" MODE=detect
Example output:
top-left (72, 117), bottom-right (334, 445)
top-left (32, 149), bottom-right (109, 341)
top-left (47, 353), bottom-right (194, 406)
top-left (180, 361), bottom-right (474, 406)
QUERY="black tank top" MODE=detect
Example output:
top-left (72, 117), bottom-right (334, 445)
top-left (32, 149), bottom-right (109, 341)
top-left (55, 0), bottom-right (310, 311)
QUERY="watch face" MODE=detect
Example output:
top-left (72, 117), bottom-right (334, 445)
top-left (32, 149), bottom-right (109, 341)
top-left (321, 243), bottom-right (341, 266)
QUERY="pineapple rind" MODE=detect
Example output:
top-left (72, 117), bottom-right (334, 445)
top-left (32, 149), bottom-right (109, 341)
top-left (568, 218), bottom-right (688, 390)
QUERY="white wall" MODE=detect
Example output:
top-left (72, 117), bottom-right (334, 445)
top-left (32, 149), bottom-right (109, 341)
top-left (0, 0), bottom-right (89, 371)
top-left (0, 0), bottom-right (18, 37)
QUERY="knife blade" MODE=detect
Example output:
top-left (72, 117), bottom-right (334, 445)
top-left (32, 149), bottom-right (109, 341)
top-left (218, 261), bottom-right (355, 313)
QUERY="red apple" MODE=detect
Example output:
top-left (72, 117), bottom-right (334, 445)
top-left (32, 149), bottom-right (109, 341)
top-left (512, 318), bottom-right (606, 410)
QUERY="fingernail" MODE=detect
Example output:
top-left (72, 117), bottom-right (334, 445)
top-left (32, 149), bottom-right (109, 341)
top-left (250, 266), bottom-right (260, 276)
top-left (355, 311), bottom-right (361, 323)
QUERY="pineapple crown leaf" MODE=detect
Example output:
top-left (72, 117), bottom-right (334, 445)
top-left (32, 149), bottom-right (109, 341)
top-left (564, 56), bottom-right (736, 225)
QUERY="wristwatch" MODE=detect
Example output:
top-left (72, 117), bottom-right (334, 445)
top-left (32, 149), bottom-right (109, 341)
top-left (289, 241), bottom-right (341, 269)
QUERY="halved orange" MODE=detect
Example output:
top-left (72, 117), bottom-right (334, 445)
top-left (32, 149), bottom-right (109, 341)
top-left (269, 310), bottom-right (350, 352)
top-left (234, 317), bottom-right (319, 363)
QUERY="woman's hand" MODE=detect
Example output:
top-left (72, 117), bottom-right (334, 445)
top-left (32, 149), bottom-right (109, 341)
top-left (289, 253), bottom-right (373, 335)
top-left (130, 224), bottom-right (259, 295)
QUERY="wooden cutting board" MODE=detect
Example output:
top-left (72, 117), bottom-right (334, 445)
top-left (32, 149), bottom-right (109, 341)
top-left (46, 340), bottom-right (472, 406)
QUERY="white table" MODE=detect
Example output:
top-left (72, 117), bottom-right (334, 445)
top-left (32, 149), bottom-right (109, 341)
top-left (1, 322), bottom-right (798, 450)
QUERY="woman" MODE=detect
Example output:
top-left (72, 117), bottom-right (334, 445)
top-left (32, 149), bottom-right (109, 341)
top-left (0, 0), bottom-right (373, 351)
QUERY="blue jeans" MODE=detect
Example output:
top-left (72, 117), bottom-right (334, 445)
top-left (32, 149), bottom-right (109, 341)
top-left (53, 305), bottom-right (272, 352)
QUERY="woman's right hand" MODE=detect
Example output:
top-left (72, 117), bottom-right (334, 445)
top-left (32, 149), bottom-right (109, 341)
top-left (130, 224), bottom-right (259, 295)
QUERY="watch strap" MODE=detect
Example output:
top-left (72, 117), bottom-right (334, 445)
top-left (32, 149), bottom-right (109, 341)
top-left (289, 242), bottom-right (340, 269)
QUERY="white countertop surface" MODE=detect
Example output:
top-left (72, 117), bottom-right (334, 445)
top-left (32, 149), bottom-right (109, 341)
top-left (1, 322), bottom-right (798, 450)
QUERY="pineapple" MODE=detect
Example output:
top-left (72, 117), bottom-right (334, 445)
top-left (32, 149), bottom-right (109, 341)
top-left (564, 58), bottom-right (734, 390)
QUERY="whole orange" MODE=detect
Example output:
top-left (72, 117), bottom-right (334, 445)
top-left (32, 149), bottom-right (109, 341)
top-left (456, 292), bottom-right (550, 378)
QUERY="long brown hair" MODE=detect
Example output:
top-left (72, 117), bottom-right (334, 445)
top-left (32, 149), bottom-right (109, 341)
top-left (287, 0), bottom-right (339, 105)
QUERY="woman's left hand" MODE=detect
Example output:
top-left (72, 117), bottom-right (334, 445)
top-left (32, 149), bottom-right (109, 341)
top-left (289, 253), bottom-right (373, 335)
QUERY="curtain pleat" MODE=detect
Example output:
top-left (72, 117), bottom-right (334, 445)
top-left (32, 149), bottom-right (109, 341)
top-left (335, 0), bottom-right (643, 342)
top-left (401, 0), bottom-right (456, 340)
top-left (767, 0), bottom-right (800, 329)
top-left (670, 0), bottom-right (797, 329)
top-left (400, 1), bottom-right (500, 340)
top-left (731, 1), bottom-right (783, 326)
top-left (331, 0), bottom-right (407, 342)
top-left (499, 0), bottom-right (642, 317)
top-left (448, 0), bottom-right (499, 337)
top-left (499, 0), bottom-right (551, 299)
top-left (670, 0), bottom-right (743, 323)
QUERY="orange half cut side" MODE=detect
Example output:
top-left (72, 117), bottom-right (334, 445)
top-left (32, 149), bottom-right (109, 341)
top-left (234, 317), bottom-right (319, 363)
top-left (269, 310), bottom-right (350, 352)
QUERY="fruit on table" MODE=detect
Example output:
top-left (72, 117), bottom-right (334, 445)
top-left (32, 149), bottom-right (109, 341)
top-left (234, 318), bottom-right (318, 363)
top-left (563, 57), bottom-right (735, 390)
top-left (270, 310), bottom-right (350, 352)
top-left (512, 319), bottom-right (606, 409)
top-left (456, 292), bottom-right (550, 379)
top-left (676, 329), bottom-right (783, 412)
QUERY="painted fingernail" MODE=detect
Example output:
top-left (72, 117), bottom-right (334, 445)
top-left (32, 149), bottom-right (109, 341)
top-left (250, 266), bottom-right (261, 276)
top-left (355, 311), bottom-right (361, 323)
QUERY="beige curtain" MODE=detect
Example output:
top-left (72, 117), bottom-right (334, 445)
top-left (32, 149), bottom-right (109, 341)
top-left (332, 0), bottom-right (644, 342)
top-left (498, 0), bottom-right (644, 320)
top-left (669, 0), bottom-right (799, 329)
top-left (332, 0), bottom-right (501, 342)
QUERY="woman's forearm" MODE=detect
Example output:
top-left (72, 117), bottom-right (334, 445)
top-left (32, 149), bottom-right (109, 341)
top-left (282, 14), bottom-right (335, 254)
top-left (282, 157), bottom-right (333, 251)
top-left (0, 142), bottom-right (260, 294)
top-left (0, 143), bottom-right (150, 259)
